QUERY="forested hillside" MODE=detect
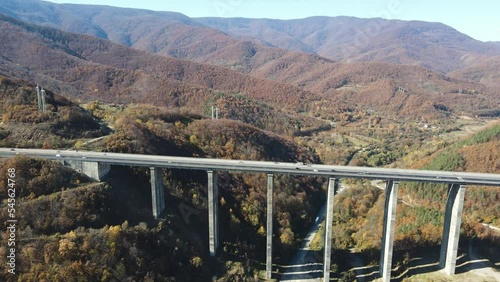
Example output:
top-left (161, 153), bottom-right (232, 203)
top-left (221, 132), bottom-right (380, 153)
top-left (406, 123), bottom-right (500, 226)
top-left (0, 13), bottom-right (320, 111)
top-left (1, 12), bottom-right (498, 122)
top-left (0, 75), bottom-right (107, 148)
top-left (0, 2), bottom-right (498, 280)
top-left (95, 104), bottom-right (325, 257)
top-left (0, 156), bottom-right (212, 281)
top-left (0, 92), bottom-right (327, 280)
top-left (327, 124), bottom-right (499, 252)
top-left (197, 16), bottom-right (500, 73)
top-left (4, 0), bottom-right (500, 73)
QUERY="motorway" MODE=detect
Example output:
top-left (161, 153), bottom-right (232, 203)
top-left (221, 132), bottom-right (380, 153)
top-left (1, 148), bottom-right (500, 186)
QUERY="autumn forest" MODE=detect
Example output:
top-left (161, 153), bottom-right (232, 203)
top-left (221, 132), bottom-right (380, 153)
top-left (0, 1), bottom-right (499, 281)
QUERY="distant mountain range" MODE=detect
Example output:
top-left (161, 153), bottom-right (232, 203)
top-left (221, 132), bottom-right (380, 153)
top-left (197, 16), bottom-right (500, 73)
top-left (0, 0), bottom-right (498, 120)
top-left (3, 0), bottom-right (500, 74)
top-left (0, 13), bottom-right (321, 112)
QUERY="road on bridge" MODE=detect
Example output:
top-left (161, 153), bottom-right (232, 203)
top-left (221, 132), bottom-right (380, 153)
top-left (1, 148), bottom-right (499, 187)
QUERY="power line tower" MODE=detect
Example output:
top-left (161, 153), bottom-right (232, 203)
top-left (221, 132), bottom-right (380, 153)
top-left (35, 85), bottom-right (47, 111)
top-left (41, 88), bottom-right (47, 111)
top-left (36, 85), bottom-right (42, 111)
top-left (211, 105), bottom-right (220, 120)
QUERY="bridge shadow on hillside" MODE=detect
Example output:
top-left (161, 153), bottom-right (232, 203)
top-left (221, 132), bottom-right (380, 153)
top-left (278, 249), bottom-right (324, 281)
top-left (454, 237), bottom-right (500, 274)
top-left (389, 242), bottom-right (500, 281)
top-left (277, 242), bottom-right (500, 282)
top-left (100, 166), bottom-right (153, 224)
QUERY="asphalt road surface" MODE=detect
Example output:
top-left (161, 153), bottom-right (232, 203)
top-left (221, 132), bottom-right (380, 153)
top-left (1, 148), bottom-right (499, 186)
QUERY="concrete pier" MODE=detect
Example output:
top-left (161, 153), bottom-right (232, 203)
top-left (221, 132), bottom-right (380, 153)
top-left (380, 180), bottom-right (399, 282)
top-left (208, 170), bottom-right (219, 256)
top-left (440, 184), bottom-right (466, 275)
top-left (64, 160), bottom-right (110, 181)
top-left (323, 178), bottom-right (338, 281)
top-left (150, 167), bottom-right (165, 218)
top-left (266, 174), bottom-right (274, 280)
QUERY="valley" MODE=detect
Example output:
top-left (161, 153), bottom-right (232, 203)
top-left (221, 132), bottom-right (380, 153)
top-left (0, 1), bottom-right (498, 281)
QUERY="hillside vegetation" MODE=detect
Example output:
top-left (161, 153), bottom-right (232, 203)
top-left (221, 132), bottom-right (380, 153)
top-left (197, 16), bottom-right (500, 73)
top-left (0, 95), bottom-right (327, 280)
top-left (0, 76), bottom-right (107, 148)
top-left (0, 14), bottom-right (321, 112)
top-left (334, 124), bottom-right (499, 249)
top-left (0, 12), bottom-right (498, 123)
top-left (5, 0), bottom-right (500, 74)
top-left (0, 3), bottom-right (498, 280)
top-left (96, 105), bottom-right (325, 254)
top-left (0, 157), bottom-right (210, 281)
top-left (406, 123), bottom-right (500, 226)
top-left (304, 123), bottom-right (500, 281)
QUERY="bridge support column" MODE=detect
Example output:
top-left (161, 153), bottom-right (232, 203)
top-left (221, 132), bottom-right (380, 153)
top-left (208, 170), bottom-right (219, 257)
top-left (323, 178), bottom-right (338, 282)
top-left (440, 184), bottom-right (466, 275)
top-left (150, 167), bottom-right (165, 218)
top-left (266, 174), bottom-right (274, 280)
top-left (64, 160), bottom-right (110, 181)
top-left (380, 180), bottom-right (399, 282)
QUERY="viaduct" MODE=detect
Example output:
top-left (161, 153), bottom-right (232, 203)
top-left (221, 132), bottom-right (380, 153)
top-left (1, 148), bottom-right (499, 281)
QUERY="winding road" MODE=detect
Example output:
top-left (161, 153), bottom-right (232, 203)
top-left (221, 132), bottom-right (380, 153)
top-left (281, 204), bottom-right (327, 281)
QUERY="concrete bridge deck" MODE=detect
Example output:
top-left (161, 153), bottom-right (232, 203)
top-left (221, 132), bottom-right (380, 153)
top-left (1, 148), bottom-right (499, 186)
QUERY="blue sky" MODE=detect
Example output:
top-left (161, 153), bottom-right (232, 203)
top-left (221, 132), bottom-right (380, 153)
top-left (44, 0), bottom-right (500, 42)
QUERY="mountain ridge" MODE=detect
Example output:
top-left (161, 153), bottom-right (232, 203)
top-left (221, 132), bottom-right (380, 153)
top-left (0, 13), bottom-right (321, 111)
top-left (3, 0), bottom-right (500, 75)
top-left (196, 16), bottom-right (500, 73)
top-left (0, 12), bottom-right (498, 121)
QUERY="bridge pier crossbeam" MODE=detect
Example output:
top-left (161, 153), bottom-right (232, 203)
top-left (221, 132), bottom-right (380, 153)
top-left (323, 177), bottom-right (338, 281)
top-left (208, 170), bottom-right (219, 257)
top-left (150, 167), bottom-right (165, 218)
top-left (380, 180), bottom-right (399, 282)
top-left (440, 184), bottom-right (466, 275)
top-left (266, 174), bottom-right (274, 280)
